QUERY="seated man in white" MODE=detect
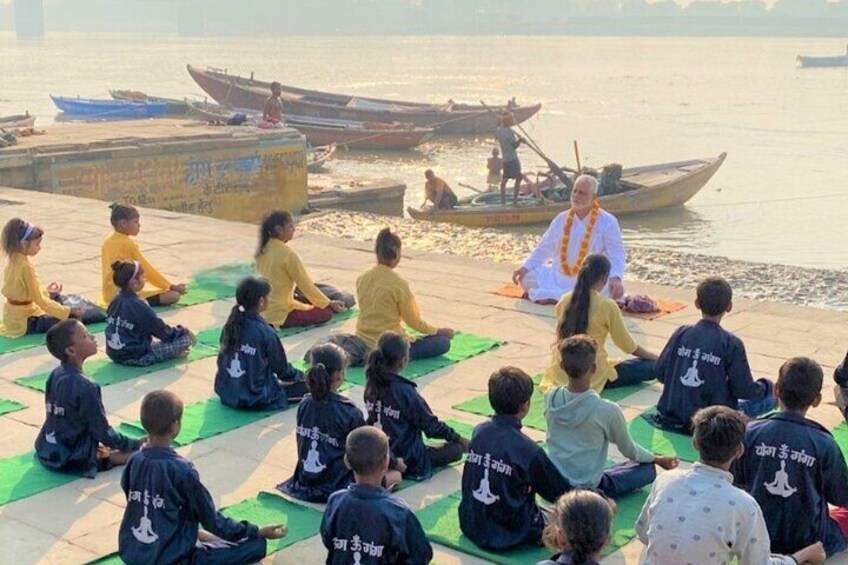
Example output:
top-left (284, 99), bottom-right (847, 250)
top-left (513, 175), bottom-right (625, 303)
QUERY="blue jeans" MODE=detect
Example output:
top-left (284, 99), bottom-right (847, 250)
top-left (738, 395), bottom-right (778, 418)
top-left (409, 334), bottom-right (451, 361)
top-left (606, 358), bottom-right (656, 389)
top-left (597, 461), bottom-right (656, 498)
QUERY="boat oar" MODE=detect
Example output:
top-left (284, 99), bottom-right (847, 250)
top-left (573, 140), bottom-right (582, 172)
top-left (458, 182), bottom-right (485, 194)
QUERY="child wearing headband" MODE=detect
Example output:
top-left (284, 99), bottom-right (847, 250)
top-left (105, 260), bottom-right (195, 366)
top-left (101, 203), bottom-right (187, 307)
top-left (1, 218), bottom-right (85, 338)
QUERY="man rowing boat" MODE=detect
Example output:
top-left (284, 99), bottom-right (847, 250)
top-left (421, 169), bottom-right (458, 212)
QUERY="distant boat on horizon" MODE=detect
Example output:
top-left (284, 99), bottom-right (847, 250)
top-left (796, 49), bottom-right (848, 68)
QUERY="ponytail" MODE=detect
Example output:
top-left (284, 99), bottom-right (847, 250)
top-left (112, 260), bottom-right (142, 291)
top-left (374, 227), bottom-right (401, 264)
top-left (256, 210), bottom-right (292, 258)
top-left (221, 276), bottom-right (271, 354)
top-left (306, 343), bottom-right (347, 402)
top-left (364, 331), bottom-right (408, 400)
top-left (544, 490), bottom-right (612, 564)
top-left (557, 254), bottom-right (611, 340)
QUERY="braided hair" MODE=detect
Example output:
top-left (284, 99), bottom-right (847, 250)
top-left (557, 255), bottom-right (610, 340)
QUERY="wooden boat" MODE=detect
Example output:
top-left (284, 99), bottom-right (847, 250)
top-left (109, 90), bottom-right (189, 115)
top-left (51, 95), bottom-right (169, 118)
top-left (308, 143), bottom-right (335, 172)
top-left (186, 64), bottom-right (541, 135)
top-left (186, 100), bottom-right (435, 150)
top-left (309, 177), bottom-right (406, 217)
top-left (796, 55), bottom-right (848, 68)
top-left (0, 113), bottom-right (36, 129)
top-left (407, 153), bottom-right (727, 227)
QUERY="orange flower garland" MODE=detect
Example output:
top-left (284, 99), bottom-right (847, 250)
top-left (559, 201), bottom-right (600, 276)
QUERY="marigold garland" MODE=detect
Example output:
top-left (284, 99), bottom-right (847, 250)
top-left (559, 201), bottom-right (600, 276)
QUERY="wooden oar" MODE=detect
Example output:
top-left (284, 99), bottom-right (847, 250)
top-left (573, 140), bottom-right (582, 172)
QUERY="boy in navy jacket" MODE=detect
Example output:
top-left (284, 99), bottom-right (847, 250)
top-left (321, 426), bottom-right (432, 565)
top-left (734, 357), bottom-right (848, 557)
top-left (654, 277), bottom-right (776, 432)
top-left (459, 366), bottom-right (572, 550)
top-left (118, 390), bottom-right (285, 565)
top-left (35, 319), bottom-right (142, 477)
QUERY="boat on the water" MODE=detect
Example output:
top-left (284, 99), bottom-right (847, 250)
top-left (407, 153), bottom-right (727, 227)
top-left (308, 143), bottom-right (336, 172)
top-left (109, 90), bottom-right (190, 115)
top-left (796, 55), bottom-right (848, 68)
top-left (0, 113), bottom-right (36, 129)
top-left (186, 64), bottom-right (541, 135)
top-left (51, 95), bottom-right (169, 119)
top-left (186, 100), bottom-right (435, 150)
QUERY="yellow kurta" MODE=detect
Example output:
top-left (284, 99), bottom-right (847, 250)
top-left (1, 253), bottom-right (70, 337)
top-left (255, 239), bottom-right (330, 326)
top-left (355, 264), bottom-right (438, 349)
top-left (101, 232), bottom-right (172, 304)
top-left (540, 290), bottom-right (638, 394)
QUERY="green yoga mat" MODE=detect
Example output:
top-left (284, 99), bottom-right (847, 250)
top-left (0, 398), bottom-right (26, 416)
top-left (416, 486), bottom-right (649, 564)
top-left (86, 491), bottom-right (323, 564)
top-left (116, 399), bottom-right (281, 447)
top-left (0, 451), bottom-right (81, 507)
top-left (833, 422), bottom-right (848, 462)
top-left (343, 332), bottom-right (504, 387)
top-left (627, 409), bottom-right (698, 462)
top-left (454, 375), bottom-right (651, 433)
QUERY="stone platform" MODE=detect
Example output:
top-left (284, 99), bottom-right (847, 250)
top-left (1, 186), bottom-right (847, 564)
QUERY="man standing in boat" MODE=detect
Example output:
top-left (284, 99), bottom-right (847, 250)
top-left (496, 111), bottom-right (524, 207)
top-left (263, 82), bottom-right (284, 124)
top-left (512, 175), bottom-right (626, 304)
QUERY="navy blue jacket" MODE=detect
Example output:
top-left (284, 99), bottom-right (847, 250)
top-left (364, 373), bottom-right (460, 480)
top-left (656, 319), bottom-right (772, 431)
top-left (536, 552), bottom-right (600, 565)
top-left (278, 392), bottom-right (365, 502)
top-left (734, 412), bottom-right (848, 556)
top-left (214, 312), bottom-right (304, 410)
top-left (118, 446), bottom-right (262, 565)
top-left (321, 483), bottom-right (432, 565)
top-left (35, 362), bottom-right (141, 478)
top-left (459, 415), bottom-right (571, 550)
top-left (105, 289), bottom-right (187, 364)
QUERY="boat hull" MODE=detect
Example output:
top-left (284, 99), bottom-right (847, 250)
top-left (109, 90), bottom-right (189, 115)
top-left (407, 153), bottom-right (727, 227)
top-left (187, 65), bottom-right (541, 135)
top-left (797, 55), bottom-right (848, 68)
top-left (51, 96), bottom-right (169, 118)
top-left (0, 114), bottom-right (36, 128)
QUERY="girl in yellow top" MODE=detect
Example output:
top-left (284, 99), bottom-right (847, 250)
top-left (254, 211), bottom-right (353, 328)
top-left (101, 203), bottom-right (187, 307)
top-left (355, 227), bottom-right (453, 362)
top-left (1, 218), bottom-right (84, 337)
top-left (540, 254), bottom-right (657, 394)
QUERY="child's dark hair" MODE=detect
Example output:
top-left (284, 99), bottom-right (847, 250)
top-left (543, 490), bottom-right (613, 564)
top-left (488, 366), bottom-right (534, 416)
top-left (346, 426), bottom-right (389, 475)
top-left (256, 210), bottom-right (292, 257)
top-left (777, 356), bottom-right (823, 411)
top-left (557, 255), bottom-right (610, 340)
top-left (692, 405), bottom-right (746, 464)
top-left (306, 343), bottom-right (347, 402)
top-left (46, 319), bottom-right (82, 362)
top-left (140, 390), bottom-right (184, 436)
top-left (696, 276), bottom-right (733, 317)
top-left (109, 202), bottom-right (139, 228)
top-left (111, 260), bottom-right (143, 290)
top-left (364, 331), bottom-right (409, 399)
top-left (2, 218), bottom-right (44, 255)
top-left (220, 276), bottom-right (272, 354)
top-left (558, 334), bottom-right (598, 380)
top-left (375, 227), bottom-right (401, 264)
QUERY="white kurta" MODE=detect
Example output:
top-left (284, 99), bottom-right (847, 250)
top-left (521, 208), bottom-right (625, 302)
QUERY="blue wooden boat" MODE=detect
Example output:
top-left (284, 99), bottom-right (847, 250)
top-left (796, 55), bottom-right (848, 68)
top-left (50, 95), bottom-right (169, 118)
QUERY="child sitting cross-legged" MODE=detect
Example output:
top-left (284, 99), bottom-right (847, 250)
top-left (118, 390), bottom-right (286, 564)
top-left (105, 260), bottom-right (195, 366)
top-left (653, 276), bottom-right (777, 433)
top-left (546, 335), bottom-right (678, 498)
top-left (35, 319), bottom-right (143, 477)
top-left (635, 405), bottom-right (825, 565)
top-left (734, 357), bottom-right (848, 559)
top-left (320, 426), bottom-right (433, 565)
top-left (459, 366), bottom-right (572, 550)
top-left (536, 489), bottom-right (616, 565)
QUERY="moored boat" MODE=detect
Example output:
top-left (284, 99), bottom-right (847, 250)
top-left (109, 90), bottom-right (190, 115)
top-left (0, 113), bottom-right (36, 129)
top-left (186, 64), bottom-right (541, 135)
top-left (407, 153), bottom-right (727, 227)
top-left (308, 143), bottom-right (336, 172)
top-left (796, 55), bottom-right (848, 68)
top-left (51, 95), bottom-right (169, 119)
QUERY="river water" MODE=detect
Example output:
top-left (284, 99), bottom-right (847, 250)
top-left (1, 33), bottom-right (846, 269)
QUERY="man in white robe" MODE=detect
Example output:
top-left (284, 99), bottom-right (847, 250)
top-left (512, 175), bottom-right (626, 303)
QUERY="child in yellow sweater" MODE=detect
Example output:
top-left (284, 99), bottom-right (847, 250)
top-left (1, 218), bottom-right (84, 337)
top-left (101, 203), bottom-right (186, 307)
top-left (254, 210), bottom-right (353, 328)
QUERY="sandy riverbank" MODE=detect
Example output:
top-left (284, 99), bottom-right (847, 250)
top-left (299, 210), bottom-right (848, 312)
